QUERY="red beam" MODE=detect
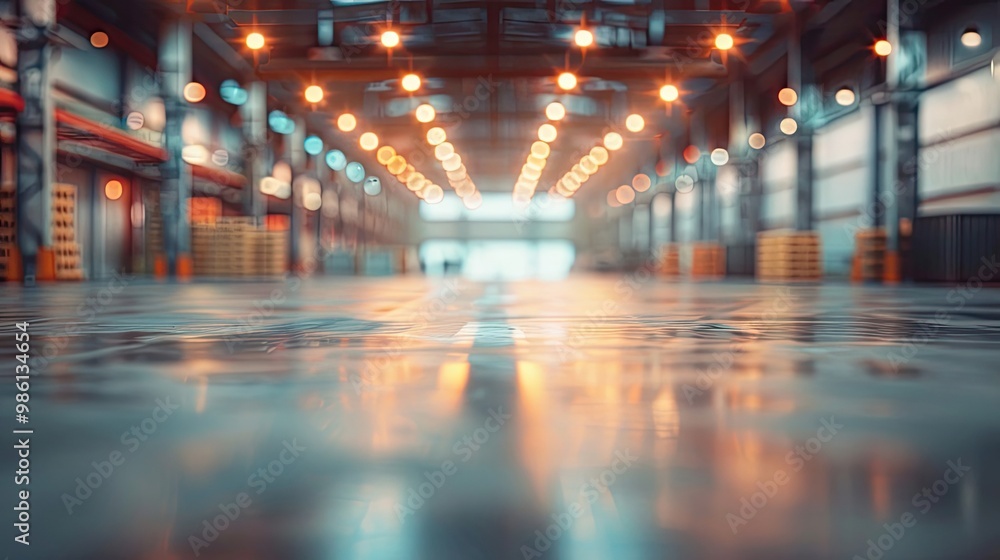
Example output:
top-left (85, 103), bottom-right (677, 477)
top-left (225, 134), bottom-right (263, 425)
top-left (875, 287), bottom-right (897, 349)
top-left (0, 88), bottom-right (25, 112)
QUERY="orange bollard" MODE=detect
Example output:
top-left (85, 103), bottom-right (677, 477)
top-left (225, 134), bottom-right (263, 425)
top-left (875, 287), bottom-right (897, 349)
top-left (176, 253), bottom-right (193, 281)
top-left (884, 251), bottom-right (901, 284)
top-left (154, 254), bottom-right (168, 280)
top-left (36, 247), bottom-right (56, 281)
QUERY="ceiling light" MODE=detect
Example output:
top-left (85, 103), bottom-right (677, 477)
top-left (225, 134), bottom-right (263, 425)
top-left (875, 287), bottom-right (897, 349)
top-left (590, 146), bottom-right (609, 165)
top-left (874, 39), bottom-right (892, 57)
top-left (427, 127), bottom-right (447, 146)
top-left (531, 141), bottom-right (551, 159)
top-left (961, 28), bottom-right (982, 48)
top-left (603, 132), bottom-right (623, 151)
top-left (682, 145), bottom-right (701, 164)
top-left (574, 29), bottom-right (594, 48)
top-left (376, 146), bottom-right (396, 165)
top-left (625, 114), bottom-right (645, 133)
top-left (778, 87), bottom-right (797, 106)
top-left (557, 72), bottom-right (577, 91)
top-left (91, 31), bottom-right (109, 49)
top-left (710, 148), bottom-right (729, 166)
top-left (359, 132), bottom-right (379, 151)
top-left (546, 102), bottom-right (566, 121)
top-left (246, 32), bottom-right (265, 50)
top-left (748, 133), bottom-right (766, 150)
top-left (415, 103), bottom-right (436, 123)
top-left (381, 30), bottom-right (400, 48)
top-left (835, 88), bottom-right (857, 106)
top-left (633, 174), bottom-right (651, 192)
top-left (780, 117), bottom-right (798, 135)
top-left (337, 113), bottom-right (357, 132)
top-left (401, 73), bottom-right (421, 92)
top-left (304, 85), bottom-right (324, 104)
top-left (538, 123), bottom-right (558, 143)
top-left (616, 185), bottom-right (636, 205)
top-left (105, 180), bottom-right (123, 201)
top-left (660, 84), bottom-right (679, 102)
top-left (434, 142), bottom-right (455, 161)
top-left (183, 82), bottom-right (206, 103)
top-left (715, 33), bottom-right (734, 50)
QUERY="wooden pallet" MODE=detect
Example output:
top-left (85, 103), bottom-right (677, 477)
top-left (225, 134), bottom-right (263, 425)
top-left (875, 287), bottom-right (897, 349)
top-left (757, 230), bottom-right (822, 282)
top-left (658, 244), bottom-right (681, 277)
top-left (691, 242), bottom-right (725, 278)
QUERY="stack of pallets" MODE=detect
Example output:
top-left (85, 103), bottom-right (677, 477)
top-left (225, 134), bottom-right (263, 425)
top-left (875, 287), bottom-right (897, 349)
top-left (189, 197), bottom-right (221, 225)
top-left (854, 228), bottom-right (887, 282)
top-left (0, 188), bottom-right (14, 280)
top-left (658, 244), bottom-right (681, 277)
top-left (690, 242), bottom-right (725, 278)
top-left (756, 230), bottom-right (822, 282)
top-left (192, 217), bottom-right (286, 277)
top-left (52, 184), bottom-right (83, 280)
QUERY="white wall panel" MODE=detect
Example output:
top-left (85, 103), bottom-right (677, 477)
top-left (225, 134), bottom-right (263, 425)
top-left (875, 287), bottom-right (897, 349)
top-left (920, 67), bottom-right (1000, 143)
top-left (919, 128), bottom-right (1000, 198)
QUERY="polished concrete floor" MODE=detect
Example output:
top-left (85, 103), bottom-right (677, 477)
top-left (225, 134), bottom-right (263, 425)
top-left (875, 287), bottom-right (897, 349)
top-left (3, 275), bottom-right (1000, 560)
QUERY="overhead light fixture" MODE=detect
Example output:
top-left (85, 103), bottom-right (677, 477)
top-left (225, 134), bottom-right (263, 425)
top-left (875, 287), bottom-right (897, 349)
top-left (625, 114), bottom-right (645, 133)
top-left (710, 148), bottom-right (730, 166)
top-left (874, 39), bottom-right (892, 57)
top-left (632, 174), bottom-right (651, 193)
top-left (359, 132), bottom-right (379, 151)
top-left (660, 84), bottom-right (679, 102)
top-left (304, 85), bottom-right (324, 104)
top-left (415, 103), bottom-right (436, 123)
top-left (426, 127), bottom-right (447, 146)
top-left (105, 180), bottom-right (123, 201)
top-left (434, 142), bottom-right (455, 161)
top-left (304, 135), bottom-right (324, 156)
top-left (835, 88), bottom-right (857, 106)
top-left (574, 29), bottom-right (594, 48)
top-left (381, 30), bottom-right (400, 48)
top-left (590, 146), bottom-right (609, 165)
top-left (376, 146), bottom-right (396, 165)
top-left (778, 87), bottom-right (798, 107)
top-left (401, 73), bottom-right (421, 92)
top-left (961, 28), bottom-right (982, 48)
top-left (557, 72), bottom-right (577, 91)
top-left (183, 82), bottom-right (206, 103)
top-left (603, 132), bottom-right (623, 151)
top-left (91, 31), bottom-right (109, 49)
top-left (715, 33), bottom-right (735, 51)
top-left (337, 113), bottom-right (357, 132)
top-left (748, 133), bottom-right (766, 150)
top-left (246, 32), bottom-right (265, 50)
top-left (538, 123), bottom-right (558, 143)
top-left (780, 117), bottom-right (798, 135)
top-left (616, 185), bottom-right (636, 205)
top-left (683, 145), bottom-right (701, 164)
top-left (546, 102), bottom-right (567, 121)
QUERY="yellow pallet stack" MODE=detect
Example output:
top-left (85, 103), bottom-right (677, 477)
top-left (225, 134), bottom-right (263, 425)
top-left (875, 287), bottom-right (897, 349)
top-left (52, 184), bottom-right (83, 280)
top-left (192, 217), bottom-right (286, 277)
top-left (690, 242), bottom-right (725, 278)
top-left (756, 230), bottom-right (822, 282)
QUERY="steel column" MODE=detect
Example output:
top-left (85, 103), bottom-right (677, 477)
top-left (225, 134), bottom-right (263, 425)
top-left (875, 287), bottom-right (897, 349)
top-left (287, 117), bottom-right (306, 270)
top-left (15, 0), bottom-right (56, 282)
top-left (240, 81), bottom-right (268, 220)
top-left (159, 17), bottom-right (193, 277)
top-left (789, 15), bottom-right (816, 232)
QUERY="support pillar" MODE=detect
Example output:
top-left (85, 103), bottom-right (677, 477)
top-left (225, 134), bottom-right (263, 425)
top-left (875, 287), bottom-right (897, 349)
top-left (159, 18), bottom-right (193, 278)
top-left (885, 0), bottom-right (924, 282)
top-left (15, 0), bottom-right (56, 282)
top-left (789, 15), bottom-right (817, 232)
top-left (287, 117), bottom-right (306, 271)
top-left (240, 81), bottom-right (267, 220)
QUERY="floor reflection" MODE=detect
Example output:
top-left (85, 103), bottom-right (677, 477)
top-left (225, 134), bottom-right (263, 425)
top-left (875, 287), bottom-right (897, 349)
top-left (2, 276), bottom-right (1000, 559)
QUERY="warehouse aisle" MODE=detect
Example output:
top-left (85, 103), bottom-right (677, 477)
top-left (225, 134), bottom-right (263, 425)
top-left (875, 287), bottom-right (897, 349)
top-left (5, 276), bottom-right (1000, 560)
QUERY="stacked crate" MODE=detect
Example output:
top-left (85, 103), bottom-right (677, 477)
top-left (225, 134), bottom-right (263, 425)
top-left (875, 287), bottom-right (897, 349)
top-left (0, 188), bottom-right (14, 280)
top-left (52, 184), bottom-right (83, 280)
top-left (690, 242), bottom-right (725, 278)
top-left (189, 197), bottom-right (221, 225)
top-left (854, 228), bottom-right (887, 282)
top-left (192, 217), bottom-right (286, 277)
top-left (756, 230), bottom-right (822, 282)
top-left (658, 244), bottom-right (681, 277)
